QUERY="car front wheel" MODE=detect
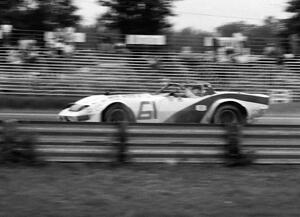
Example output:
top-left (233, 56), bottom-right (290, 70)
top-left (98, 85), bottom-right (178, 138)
top-left (103, 105), bottom-right (134, 123)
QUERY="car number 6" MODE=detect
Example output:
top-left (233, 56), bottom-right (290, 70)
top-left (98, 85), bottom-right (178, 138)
top-left (137, 101), bottom-right (158, 120)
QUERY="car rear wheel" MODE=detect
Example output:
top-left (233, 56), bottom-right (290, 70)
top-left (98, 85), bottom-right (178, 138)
top-left (103, 105), bottom-right (134, 123)
top-left (213, 105), bottom-right (244, 124)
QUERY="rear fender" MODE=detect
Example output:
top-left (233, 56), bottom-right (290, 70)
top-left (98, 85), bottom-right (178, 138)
top-left (201, 99), bottom-right (248, 123)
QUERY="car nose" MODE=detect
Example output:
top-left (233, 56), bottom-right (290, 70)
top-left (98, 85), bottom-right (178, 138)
top-left (59, 116), bottom-right (76, 122)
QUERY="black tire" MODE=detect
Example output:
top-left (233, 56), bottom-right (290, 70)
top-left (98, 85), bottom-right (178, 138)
top-left (103, 104), bottom-right (134, 123)
top-left (213, 105), bottom-right (244, 124)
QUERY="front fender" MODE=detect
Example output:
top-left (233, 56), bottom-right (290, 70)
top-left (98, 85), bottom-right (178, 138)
top-left (100, 101), bottom-right (136, 122)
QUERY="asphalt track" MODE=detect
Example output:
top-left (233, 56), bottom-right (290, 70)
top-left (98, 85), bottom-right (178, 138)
top-left (0, 110), bottom-right (300, 125)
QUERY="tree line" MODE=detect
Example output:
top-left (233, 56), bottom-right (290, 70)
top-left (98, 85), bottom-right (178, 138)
top-left (0, 0), bottom-right (299, 38)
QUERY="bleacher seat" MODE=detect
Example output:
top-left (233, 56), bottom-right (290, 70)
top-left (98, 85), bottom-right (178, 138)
top-left (0, 46), bottom-right (299, 100)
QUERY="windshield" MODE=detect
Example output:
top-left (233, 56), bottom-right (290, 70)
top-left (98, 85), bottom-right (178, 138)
top-left (156, 83), bottom-right (184, 94)
top-left (156, 83), bottom-right (215, 97)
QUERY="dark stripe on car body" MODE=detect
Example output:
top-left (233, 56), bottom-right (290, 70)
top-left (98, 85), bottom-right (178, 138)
top-left (165, 93), bottom-right (269, 123)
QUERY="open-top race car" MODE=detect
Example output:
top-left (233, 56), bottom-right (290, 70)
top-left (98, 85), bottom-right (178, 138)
top-left (58, 82), bottom-right (269, 124)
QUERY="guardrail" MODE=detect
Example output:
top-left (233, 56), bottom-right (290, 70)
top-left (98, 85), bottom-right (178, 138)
top-left (1, 121), bottom-right (300, 164)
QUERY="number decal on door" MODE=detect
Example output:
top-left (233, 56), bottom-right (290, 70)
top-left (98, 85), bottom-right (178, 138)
top-left (137, 101), bottom-right (157, 120)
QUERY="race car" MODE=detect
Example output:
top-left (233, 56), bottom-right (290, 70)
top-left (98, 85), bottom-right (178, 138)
top-left (58, 82), bottom-right (269, 124)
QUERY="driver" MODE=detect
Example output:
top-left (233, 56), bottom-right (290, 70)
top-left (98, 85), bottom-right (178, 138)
top-left (185, 87), bottom-right (199, 98)
top-left (186, 86), bottom-right (206, 97)
top-left (192, 87), bottom-right (202, 96)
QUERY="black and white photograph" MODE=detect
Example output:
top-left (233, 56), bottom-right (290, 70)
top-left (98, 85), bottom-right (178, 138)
top-left (0, 0), bottom-right (300, 216)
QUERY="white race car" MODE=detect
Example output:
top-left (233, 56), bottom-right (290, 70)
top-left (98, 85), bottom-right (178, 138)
top-left (58, 82), bottom-right (269, 124)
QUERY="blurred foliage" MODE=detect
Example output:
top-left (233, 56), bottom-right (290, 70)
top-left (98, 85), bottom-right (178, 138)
top-left (215, 17), bottom-right (291, 53)
top-left (98, 0), bottom-right (178, 34)
top-left (0, 0), bottom-right (23, 23)
top-left (167, 27), bottom-right (212, 52)
top-left (285, 0), bottom-right (300, 35)
top-left (216, 22), bottom-right (251, 37)
top-left (216, 17), bottom-right (283, 38)
top-left (0, 0), bottom-right (80, 30)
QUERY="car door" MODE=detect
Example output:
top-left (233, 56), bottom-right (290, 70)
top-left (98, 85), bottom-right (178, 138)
top-left (133, 94), bottom-right (199, 123)
top-left (157, 94), bottom-right (201, 123)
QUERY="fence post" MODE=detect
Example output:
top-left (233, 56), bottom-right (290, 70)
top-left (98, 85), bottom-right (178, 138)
top-left (0, 119), bottom-right (38, 165)
top-left (114, 121), bottom-right (129, 165)
top-left (223, 123), bottom-right (253, 166)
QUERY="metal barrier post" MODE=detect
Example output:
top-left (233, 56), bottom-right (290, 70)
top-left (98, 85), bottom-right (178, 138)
top-left (0, 120), bottom-right (39, 164)
top-left (223, 123), bottom-right (252, 166)
top-left (114, 121), bottom-right (129, 165)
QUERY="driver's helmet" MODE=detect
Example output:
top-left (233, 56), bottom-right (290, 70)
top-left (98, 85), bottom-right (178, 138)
top-left (191, 86), bottom-right (204, 96)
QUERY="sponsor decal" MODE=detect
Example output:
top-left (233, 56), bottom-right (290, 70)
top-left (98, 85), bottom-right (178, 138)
top-left (195, 105), bottom-right (207, 111)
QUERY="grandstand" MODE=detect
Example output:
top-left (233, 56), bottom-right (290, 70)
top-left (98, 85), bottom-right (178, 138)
top-left (0, 43), bottom-right (299, 101)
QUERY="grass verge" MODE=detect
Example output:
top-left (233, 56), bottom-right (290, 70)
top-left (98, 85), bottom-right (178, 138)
top-left (0, 164), bottom-right (299, 217)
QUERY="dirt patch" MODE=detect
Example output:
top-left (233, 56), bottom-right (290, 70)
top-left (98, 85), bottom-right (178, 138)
top-left (0, 164), bottom-right (299, 217)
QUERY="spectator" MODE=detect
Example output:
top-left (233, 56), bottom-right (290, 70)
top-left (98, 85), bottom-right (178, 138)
top-left (98, 35), bottom-right (114, 52)
top-left (23, 46), bottom-right (39, 63)
top-left (147, 56), bottom-right (162, 71)
top-left (1, 24), bottom-right (12, 46)
top-left (45, 28), bottom-right (76, 58)
top-left (19, 40), bottom-right (39, 63)
top-left (212, 37), bottom-right (220, 62)
top-left (275, 47), bottom-right (285, 66)
top-left (225, 47), bottom-right (236, 63)
top-left (114, 43), bottom-right (130, 54)
top-left (264, 43), bottom-right (277, 58)
top-left (63, 42), bottom-right (75, 57)
top-left (6, 47), bottom-right (22, 64)
top-left (179, 46), bottom-right (200, 71)
top-left (264, 44), bottom-right (285, 66)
